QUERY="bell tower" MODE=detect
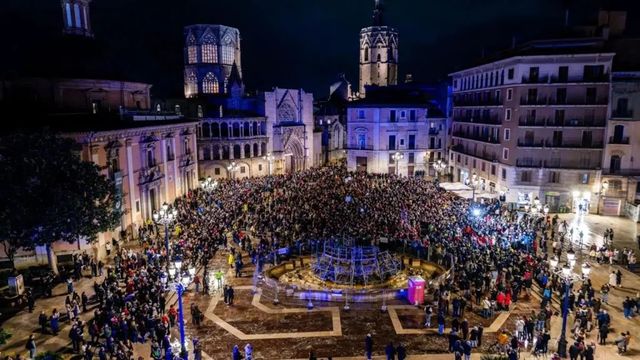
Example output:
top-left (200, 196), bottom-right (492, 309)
top-left (61, 0), bottom-right (93, 38)
top-left (358, 0), bottom-right (398, 97)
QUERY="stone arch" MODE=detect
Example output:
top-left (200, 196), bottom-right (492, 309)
top-left (220, 122), bottom-right (229, 138)
top-left (261, 142), bottom-right (267, 156)
top-left (284, 137), bottom-right (305, 174)
top-left (202, 122), bottom-right (211, 138)
top-left (211, 122), bottom-right (220, 138)
top-left (253, 122), bottom-right (258, 136)
top-left (243, 122), bottom-right (251, 137)
top-left (253, 143), bottom-right (259, 157)
top-left (233, 144), bottom-right (241, 159)
top-left (244, 144), bottom-right (251, 158)
top-left (233, 123), bottom-right (240, 137)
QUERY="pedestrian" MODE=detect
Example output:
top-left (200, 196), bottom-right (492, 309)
top-left (244, 343), bottom-right (253, 360)
top-left (385, 341), bottom-right (395, 360)
top-left (25, 334), bottom-right (36, 359)
top-left (38, 311), bottom-right (48, 334)
top-left (616, 269), bottom-right (623, 287)
top-left (232, 344), bottom-right (242, 360)
top-left (365, 333), bottom-right (373, 360)
top-left (50, 308), bottom-right (60, 335)
top-left (396, 343), bottom-right (406, 360)
top-left (26, 289), bottom-right (34, 313)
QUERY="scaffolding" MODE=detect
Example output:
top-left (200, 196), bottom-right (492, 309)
top-left (312, 243), bottom-right (400, 286)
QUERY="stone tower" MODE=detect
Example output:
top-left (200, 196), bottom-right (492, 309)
top-left (358, 0), bottom-right (398, 97)
top-left (61, 0), bottom-right (93, 37)
top-left (183, 25), bottom-right (242, 98)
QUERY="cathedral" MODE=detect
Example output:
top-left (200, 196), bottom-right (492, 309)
top-left (358, 0), bottom-right (399, 96)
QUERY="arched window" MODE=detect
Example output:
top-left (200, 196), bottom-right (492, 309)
top-left (202, 123), bottom-right (210, 138)
top-left (232, 123), bottom-right (240, 137)
top-left (65, 3), bottom-right (73, 27)
top-left (377, 53), bottom-right (381, 62)
top-left (222, 146), bottom-right (230, 160)
top-left (610, 155), bottom-right (621, 173)
top-left (253, 143), bottom-right (259, 157)
top-left (188, 46), bottom-right (198, 64)
top-left (185, 72), bottom-right (197, 97)
top-left (261, 142), bottom-right (267, 156)
top-left (253, 122), bottom-right (258, 136)
top-left (202, 72), bottom-right (219, 94)
top-left (203, 146), bottom-right (211, 160)
top-left (74, 3), bottom-right (82, 28)
top-left (364, 46), bottom-right (369, 62)
top-left (233, 145), bottom-right (241, 159)
top-left (243, 122), bottom-right (250, 137)
top-left (221, 38), bottom-right (235, 64)
top-left (202, 43), bottom-right (217, 63)
top-left (244, 144), bottom-right (251, 158)
top-left (261, 122), bottom-right (267, 135)
top-left (211, 123), bottom-right (220, 138)
top-left (220, 122), bottom-right (228, 138)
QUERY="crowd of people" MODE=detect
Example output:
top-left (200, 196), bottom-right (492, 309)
top-left (6, 164), bottom-right (639, 359)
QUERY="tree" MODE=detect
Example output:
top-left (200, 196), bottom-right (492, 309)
top-left (0, 130), bottom-right (121, 272)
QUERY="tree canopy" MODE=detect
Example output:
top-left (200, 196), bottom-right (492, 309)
top-left (0, 130), bottom-right (121, 269)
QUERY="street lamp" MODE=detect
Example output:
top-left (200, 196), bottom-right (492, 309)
top-left (167, 259), bottom-right (195, 360)
top-left (200, 176), bottom-right (218, 192)
top-left (153, 203), bottom-right (178, 274)
top-left (227, 161), bottom-right (239, 180)
top-left (464, 172), bottom-right (479, 202)
top-left (433, 159), bottom-right (447, 180)
top-left (392, 152), bottom-right (404, 176)
top-left (550, 254), bottom-right (590, 358)
top-left (263, 152), bottom-right (275, 175)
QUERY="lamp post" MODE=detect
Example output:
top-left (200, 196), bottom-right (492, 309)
top-left (465, 172), bottom-right (479, 202)
top-left (596, 180), bottom-right (609, 215)
top-left (166, 260), bottom-right (196, 360)
top-left (227, 161), bottom-right (239, 180)
top-left (263, 152), bottom-right (275, 175)
top-left (433, 159), bottom-right (447, 180)
top-left (153, 203), bottom-right (178, 274)
top-left (549, 253), bottom-right (590, 358)
top-left (200, 176), bottom-right (218, 192)
top-left (392, 152), bottom-right (404, 176)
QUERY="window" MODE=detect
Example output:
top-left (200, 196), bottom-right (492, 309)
top-left (481, 162), bottom-right (486, 171)
top-left (473, 159), bottom-right (477, 168)
top-left (586, 87), bottom-right (597, 104)
top-left (548, 171), bottom-right (560, 183)
top-left (240, 166), bottom-right (246, 174)
top-left (521, 171), bottom-right (531, 182)
top-left (358, 134), bottom-right (367, 149)
top-left (202, 44), bottom-right (217, 63)
top-left (409, 110), bottom-right (416, 121)
top-left (505, 109), bottom-right (511, 121)
top-left (506, 88), bottom-right (513, 101)
top-left (166, 143), bottom-right (173, 160)
top-left (583, 65), bottom-right (605, 81)
top-left (504, 128), bottom-right (510, 141)
top-left (358, 110), bottom-right (366, 119)
top-left (400, 139), bottom-right (405, 146)
top-left (188, 46), bottom-right (198, 64)
top-left (184, 139), bottom-right (190, 155)
top-left (388, 135), bottom-right (396, 150)
top-left (202, 72), bottom-right (219, 94)
top-left (529, 67), bottom-right (539, 82)
top-left (65, 3), bottom-right (73, 27)
top-left (136, 200), bottom-right (140, 213)
top-left (507, 68), bottom-right (514, 80)
top-left (408, 153), bottom-right (415, 164)
top-left (214, 168), bottom-right (221, 175)
top-left (221, 46), bottom-right (234, 64)
top-left (581, 173), bottom-right (589, 184)
top-left (502, 148), bottom-right (509, 160)
top-left (364, 47), bottom-right (369, 62)
top-left (74, 3), bottom-right (82, 28)
top-left (556, 88), bottom-right (567, 104)
top-left (389, 110), bottom-right (397, 122)
top-left (185, 72), bottom-right (197, 97)
top-left (558, 66), bottom-right (569, 82)
top-left (377, 54), bottom-right (381, 62)
top-left (408, 135), bottom-right (415, 150)
top-left (501, 168), bottom-right (507, 180)
top-left (147, 149), bottom-right (155, 167)
top-left (491, 165), bottom-right (496, 176)
top-left (258, 164), bottom-right (263, 171)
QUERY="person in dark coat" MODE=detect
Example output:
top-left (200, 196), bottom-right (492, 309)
top-left (396, 343), bottom-right (406, 360)
top-left (365, 334), bottom-right (373, 360)
top-left (385, 342), bottom-right (395, 360)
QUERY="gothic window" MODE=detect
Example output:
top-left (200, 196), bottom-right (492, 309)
top-left (277, 103), bottom-right (297, 122)
top-left (188, 46), bottom-right (198, 64)
top-left (211, 123), bottom-right (220, 138)
top-left (74, 3), bottom-right (82, 28)
top-left (377, 54), bottom-right (381, 62)
top-left (202, 72), bottom-right (219, 94)
top-left (221, 46), bottom-right (234, 65)
top-left (185, 72), bottom-right (197, 97)
top-left (243, 122), bottom-right (250, 137)
top-left (244, 144), bottom-right (251, 158)
top-left (364, 46), bottom-right (369, 62)
top-left (202, 44), bottom-right (217, 63)
top-left (390, 46), bottom-right (395, 61)
top-left (65, 3), bottom-right (73, 27)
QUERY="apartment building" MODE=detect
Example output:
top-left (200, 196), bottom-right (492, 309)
top-left (449, 45), bottom-right (614, 212)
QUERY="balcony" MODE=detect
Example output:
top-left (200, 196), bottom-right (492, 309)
top-left (544, 140), bottom-right (604, 149)
top-left (450, 145), bottom-right (498, 162)
top-left (545, 118), bottom-right (606, 127)
top-left (548, 97), bottom-right (608, 106)
top-left (544, 160), bottom-right (600, 170)
top-left (549, 74), bottom-right (610, 83)
top-left (518, 117), bottom-right (546, 127)
top-left (428, 128), bottom-right (441, 135)
top-left (453, 98), bottom-right (502, 107)
top-left (611, 109), bottom-right (634, 119)
top-left (452, 131), bottom-right (500, 144)
top-left (517, 139), bottom-right (544, 148)
top-left (453, 115), bottom-right (502, 125)
top-left (346, 144), bottom-right (374, 150)
top-left (520, 97), bottom-right (548, 106)
top-left (522, 75), bottom-right (549, 84)
top-left (516, 159), bottom-right (543, 168)
top-left (609, 136), bottom-right (630, 144)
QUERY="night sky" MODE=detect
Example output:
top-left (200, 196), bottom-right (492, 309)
top-left (1, 0), bottom-right (638, 99)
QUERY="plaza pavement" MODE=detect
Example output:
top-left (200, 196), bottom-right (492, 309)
top-left (2, 212), bottom-right (640, 359)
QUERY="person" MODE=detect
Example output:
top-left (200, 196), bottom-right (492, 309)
top-left (232, 345), bottom-right (242, 360)
top-left (26, 289), bottom-right (34, 313)
top-left (615, 332), bottom-right (626, 354)
top-left (365, 333), bottom-right (373, 360)
top-left (385, 341), bottom-right (395, 360)
top-left (623, 297), bottom-right (634, 319)
top-left (194, 274), bottom-right (201, 294)
top-left (424, 304), bottom-right (433, 327)
top-left (616, 269), bottom-right (623, 287)
top-left (598, 321), bottom-right (609, 345)
top-left (50, 308), bottom-right (60, 335)
top-left (609, 271), bottom-right (617, 288)
top-left (624, 331), bottom-right (631, 353)
top-left (105, 240), bottom-right (112, 256)
top-left (244, 343), bottom-right (253, 360)
top-left (228, 286), bottom-right (235, 305)
top-left (568, 342), bottom-right (580, 360)
top-left (308, 350), bottom-right (317, 360)
top-left (25, 334), bottom-right (36, 359)
top-left (38, 311), bottom-right (48, 334)
top-left (396, 343), bottom-right (406, 360)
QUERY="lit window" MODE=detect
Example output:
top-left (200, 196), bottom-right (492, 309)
top-left (188, 46), bottom-right (198, 64)
top-left (203, 72), bottom-right (219, 94)
top-left (221, 46), bottom-right (234, 64)
top-left (74, 3), bottom-right (82, 28)
top-left (185, 72), bottom-right (197, 97)
top-left (202, 44), bottom-right (217, 63)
